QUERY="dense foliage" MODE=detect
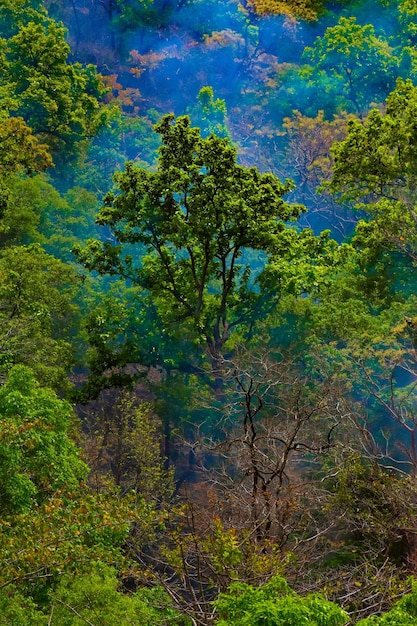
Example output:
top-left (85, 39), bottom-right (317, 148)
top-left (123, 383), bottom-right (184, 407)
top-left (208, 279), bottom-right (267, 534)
top-left (3, 0), bottom-right (417, 623)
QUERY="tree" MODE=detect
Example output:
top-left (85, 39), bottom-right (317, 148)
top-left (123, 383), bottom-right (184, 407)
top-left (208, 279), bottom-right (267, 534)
top-left (75, 114), bottom-right (339, 391)
top-left (246, 0), bottom-right (323, 21)
top-left (0, 485), bottom-right (149, 598)
top-left (82, 389), bottom-right (174, 500)
top-left (0, 365), bottom-right (87, 514)
top-left (0, 366), bottom-right (158, 602)
top-left (398, 0), bottom-right (417, 45)
top-left (330, 79), bottom-right (417, 265)
top-left (113, 0), bottom-right (189, 33)
top-left (0, 586), bottom-right (45, 626)
top-left (45, 0), bottom-right (192, 55)
top-left (0, 174), bottom-right (103, 261)
top-left (0, 565), bottom-right (188, 625)
top-left (0, 10), bottom-right (110, 167)
top-left (281, 109), bottom-right (355, 236)
top-left (198, 349), bottom-right (351, 546)
top-left (303, 17), bottom-right (397, 115)
top-left (186, 86), bottom-right (230, 138)
top-left (0, 115), bottom-right (52, 176)
top-left (0, 0), bottom-right (47, 39)
top-left (0, 113), bottom-right (52, 216)
top-left (0, 244), bottom-right (81, 388)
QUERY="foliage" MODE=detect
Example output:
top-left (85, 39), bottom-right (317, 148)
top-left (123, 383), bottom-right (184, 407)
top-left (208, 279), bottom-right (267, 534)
top-left (0, 114), bottom-right (52, 176)
top-left (0, 5), bottom-right (109, 167)
top-left (74, 104), bottom-right (160, 195)
top-left (0, 175), bottom-right (100, 257)
top-left (0, 488), bottom-right (150, 600)
top-left (199, 348), bottom-right (353, 545)
top-left (75, 113), bottom-right (301, 355)
top-left (0, 244), bottom-right (80, 387)
top-left (0, 0), bottom-right (48, 39)
top-left (0, 113), bottom-right (52, 215)
top-left (247, 0), bottom-right (324, 21)
top-left (398, 0), bottom-right (417, 45)
top-left (0, 366), bottom-right (156, 604)
top-left (47, 563), bottom-right (188, 625)
top-left (313, 453), bottom-right (416, 611)
top-left (0, 586), bottom-right (46, 625)
top-left (147, 499), bottom-right (289, 623)
top-left (303, 17), bottom-right (397, 115)
top-left (112, 0), bottom-right (187, 33)
top-left (280, 109), bottom-right (355, 235)
top-left (214, 575), bottom-right (348, 625)
top-left (0, 562), bottom-right (187, 625)
top-left (3, 0), bottom-right (417, 623)
top-left (187, 86), bottom-right (230, 138)
top-left (0, 365), bottom-right (87, 514)
top-left (77, 281), bottom-right (150, 399)
top-left (75, 114), bottom-right (344, 396)
top-left (356, 581), bottom-right (417, 624)
top-left (82, 389), bottom-right (174, 501)
top-left (330, 79), bottom-right (417, 264)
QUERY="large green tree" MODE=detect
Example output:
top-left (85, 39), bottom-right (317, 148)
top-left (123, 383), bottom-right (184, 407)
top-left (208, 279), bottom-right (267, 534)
top-left (303, 17), bottom-right (397, 115)
top-left (0, 365), bottom-right (87, 514)
top-left (75, 114), bottom-right (339, 388)
top-left (330, 78), bottom-right (417, 266)
top-left (0, 3), bottom-right (110, 168)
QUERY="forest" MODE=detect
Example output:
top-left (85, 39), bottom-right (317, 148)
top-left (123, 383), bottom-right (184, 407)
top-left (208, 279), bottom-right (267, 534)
top-left (3, 0), bottom-right (417, 623)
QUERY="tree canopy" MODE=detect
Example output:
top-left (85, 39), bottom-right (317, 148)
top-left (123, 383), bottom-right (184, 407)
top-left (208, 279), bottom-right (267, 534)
top-left (3, 0), bottom-right (417, 624)
top-left (75, 114), bottom-right (341, 386)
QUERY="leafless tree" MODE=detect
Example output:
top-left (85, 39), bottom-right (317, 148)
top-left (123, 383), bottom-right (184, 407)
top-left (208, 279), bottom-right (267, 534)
top-left (195, 349), bottom-right (352, 547)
